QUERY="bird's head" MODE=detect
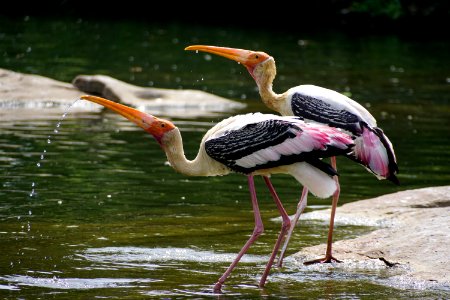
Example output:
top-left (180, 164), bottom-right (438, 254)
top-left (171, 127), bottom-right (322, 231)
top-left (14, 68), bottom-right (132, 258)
top-left (185, 45), bottom-right (272, 82)
top-left (81, 95), bottom-right (176, 145)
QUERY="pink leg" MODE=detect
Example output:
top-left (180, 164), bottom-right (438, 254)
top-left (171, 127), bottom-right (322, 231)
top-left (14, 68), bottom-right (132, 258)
top-left (258, 176), bottom-right (291, 287)
top-left (214, 175), bottom-right (264, 292)
top-left (304, 156), bottom-right (342, 265)
top-left (276, 186), bottom-right (308, 267)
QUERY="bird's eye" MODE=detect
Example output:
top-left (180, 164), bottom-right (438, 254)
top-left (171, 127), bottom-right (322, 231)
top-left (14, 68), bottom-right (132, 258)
top-left (255, 55), bottom-right (259, 59)
top-left (161, 123), bottom-right (165, 127)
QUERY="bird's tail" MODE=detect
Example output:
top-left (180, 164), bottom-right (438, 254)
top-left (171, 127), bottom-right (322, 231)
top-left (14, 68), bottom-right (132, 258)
top-left (348, 123), bottom-right (399, 184)
top-left (290, 162), bottom-right (337, 198)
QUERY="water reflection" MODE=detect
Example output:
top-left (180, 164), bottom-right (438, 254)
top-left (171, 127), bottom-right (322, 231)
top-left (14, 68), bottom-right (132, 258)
top-left (2, 275), bottom-right (158, 290)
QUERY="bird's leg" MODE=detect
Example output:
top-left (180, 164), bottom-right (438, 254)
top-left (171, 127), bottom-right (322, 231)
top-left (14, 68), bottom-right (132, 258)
top-left (304, 156), bottom-right (342, 265)
top-left (259, 176), bottom-right (291, 287)
top-left (214, 175), bottom-right (264, 293)
top-left (276, 186), bottom-right (308, 268)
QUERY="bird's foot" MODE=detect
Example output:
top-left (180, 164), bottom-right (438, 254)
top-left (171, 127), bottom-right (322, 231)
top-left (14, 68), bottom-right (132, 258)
top-left (303, 255), bottom-right (342, 265)
top-left (213, 282), bottom-right (223, 293)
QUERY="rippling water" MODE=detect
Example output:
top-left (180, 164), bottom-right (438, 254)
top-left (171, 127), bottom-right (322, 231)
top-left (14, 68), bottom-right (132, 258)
top-left (0, 17), bottom-right (449, 298)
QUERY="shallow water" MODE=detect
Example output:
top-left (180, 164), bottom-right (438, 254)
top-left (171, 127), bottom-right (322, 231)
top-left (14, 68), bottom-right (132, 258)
top-left (1, 17), bottom-right (449, 298)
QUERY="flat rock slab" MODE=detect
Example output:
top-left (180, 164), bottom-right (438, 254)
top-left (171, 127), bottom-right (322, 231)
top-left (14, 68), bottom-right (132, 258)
top-left (0, 68), bottom-right (245, 120)
top-left (0, 68), bottom-right (89, 121)
top-left (72, 75), bottom-right (245, 118)
top-left (286, 185), bottom-right (450, 291)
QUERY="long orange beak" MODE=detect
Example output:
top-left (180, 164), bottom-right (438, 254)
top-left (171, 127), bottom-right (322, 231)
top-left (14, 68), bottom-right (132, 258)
top-left (185, 45), bottom-right (270, 75)
top-left (81, 95), bottom-right (175, 143)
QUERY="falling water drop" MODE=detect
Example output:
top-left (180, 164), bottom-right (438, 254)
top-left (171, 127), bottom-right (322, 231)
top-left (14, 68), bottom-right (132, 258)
top-left (29, 98), bottom-right (79, 201)
top-left (195, 50), bottom-right (198, 54)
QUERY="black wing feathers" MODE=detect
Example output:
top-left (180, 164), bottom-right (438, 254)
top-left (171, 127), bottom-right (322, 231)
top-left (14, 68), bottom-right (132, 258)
top-left (205, 119), bottom-right (298, 173)
top-left (205, 119), bottom-right (352, 175)
top-left (291, 93), bottom-right (360, 134)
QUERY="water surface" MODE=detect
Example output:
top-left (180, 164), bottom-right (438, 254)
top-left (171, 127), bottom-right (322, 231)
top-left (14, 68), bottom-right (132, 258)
top-left (1, 17), bottom-right (449, 298)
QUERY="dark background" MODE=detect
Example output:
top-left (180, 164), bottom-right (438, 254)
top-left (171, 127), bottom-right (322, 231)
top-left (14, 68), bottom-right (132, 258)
top-left (1, 0), bottom-right (449, 36)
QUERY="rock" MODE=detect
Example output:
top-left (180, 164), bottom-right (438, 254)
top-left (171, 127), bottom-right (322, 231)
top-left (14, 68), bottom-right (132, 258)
top-left (0, 68), bottom-right (83, 102)
top-left (0, 68), bottom-right (88, 121)
top-left (72, 74), bottom-right (245, 118)
top-left (0, 68), bottom-right (246, 121)
top-left (286, 186), bottom-right (450, 290)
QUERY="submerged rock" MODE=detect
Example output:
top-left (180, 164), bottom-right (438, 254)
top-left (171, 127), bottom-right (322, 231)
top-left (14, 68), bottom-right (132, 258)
top-left (288, 185), bottom-right (450, 290)
top-left (72, 75), bottom-right (245, 118)
top-left (0, 68), bottom-right (245, 120)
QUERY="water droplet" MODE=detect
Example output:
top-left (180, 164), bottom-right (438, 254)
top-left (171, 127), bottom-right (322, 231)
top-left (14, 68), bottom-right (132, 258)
top-left (57, 200), bottom-right (62, 205)
top-left (40, 154), bottom-right (44, 160)
top-left (47, 139), bottom-right (51, 144)
top-left (195, 50), bottom-right (198, 54)
top-left (44, 150), bottom-right (47, 153)
top-left (107, 195), bottom-right (111, 198)
top-left (29, 210), bottom-right (32, 215)
top-left (36, 163), bottom-right (41, 167)
top-left (31, 182), bottom-right (35, 187)
top-left (63, 112), bottom-right (68, 118)
top-left (56, 123), bottom-right (61, 128)
top-left (54, 129), bottom-right (58, 134)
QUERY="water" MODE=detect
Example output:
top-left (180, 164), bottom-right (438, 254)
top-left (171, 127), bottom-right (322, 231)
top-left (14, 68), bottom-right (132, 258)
top-left (1, 17), bottom-right (449, 298)
top-left (28, 102), bottom-right (78, 200)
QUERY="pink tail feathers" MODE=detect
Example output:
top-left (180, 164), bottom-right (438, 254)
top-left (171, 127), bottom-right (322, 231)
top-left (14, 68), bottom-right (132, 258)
top-left (353, 125), bottom-right (399, 184)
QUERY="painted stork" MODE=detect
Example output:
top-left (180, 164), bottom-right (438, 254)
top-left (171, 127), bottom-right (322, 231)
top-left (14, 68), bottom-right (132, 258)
top-left (185, 45), bottom-right (399, 266)
top-left (80, 95), bottom-right (354, 291)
